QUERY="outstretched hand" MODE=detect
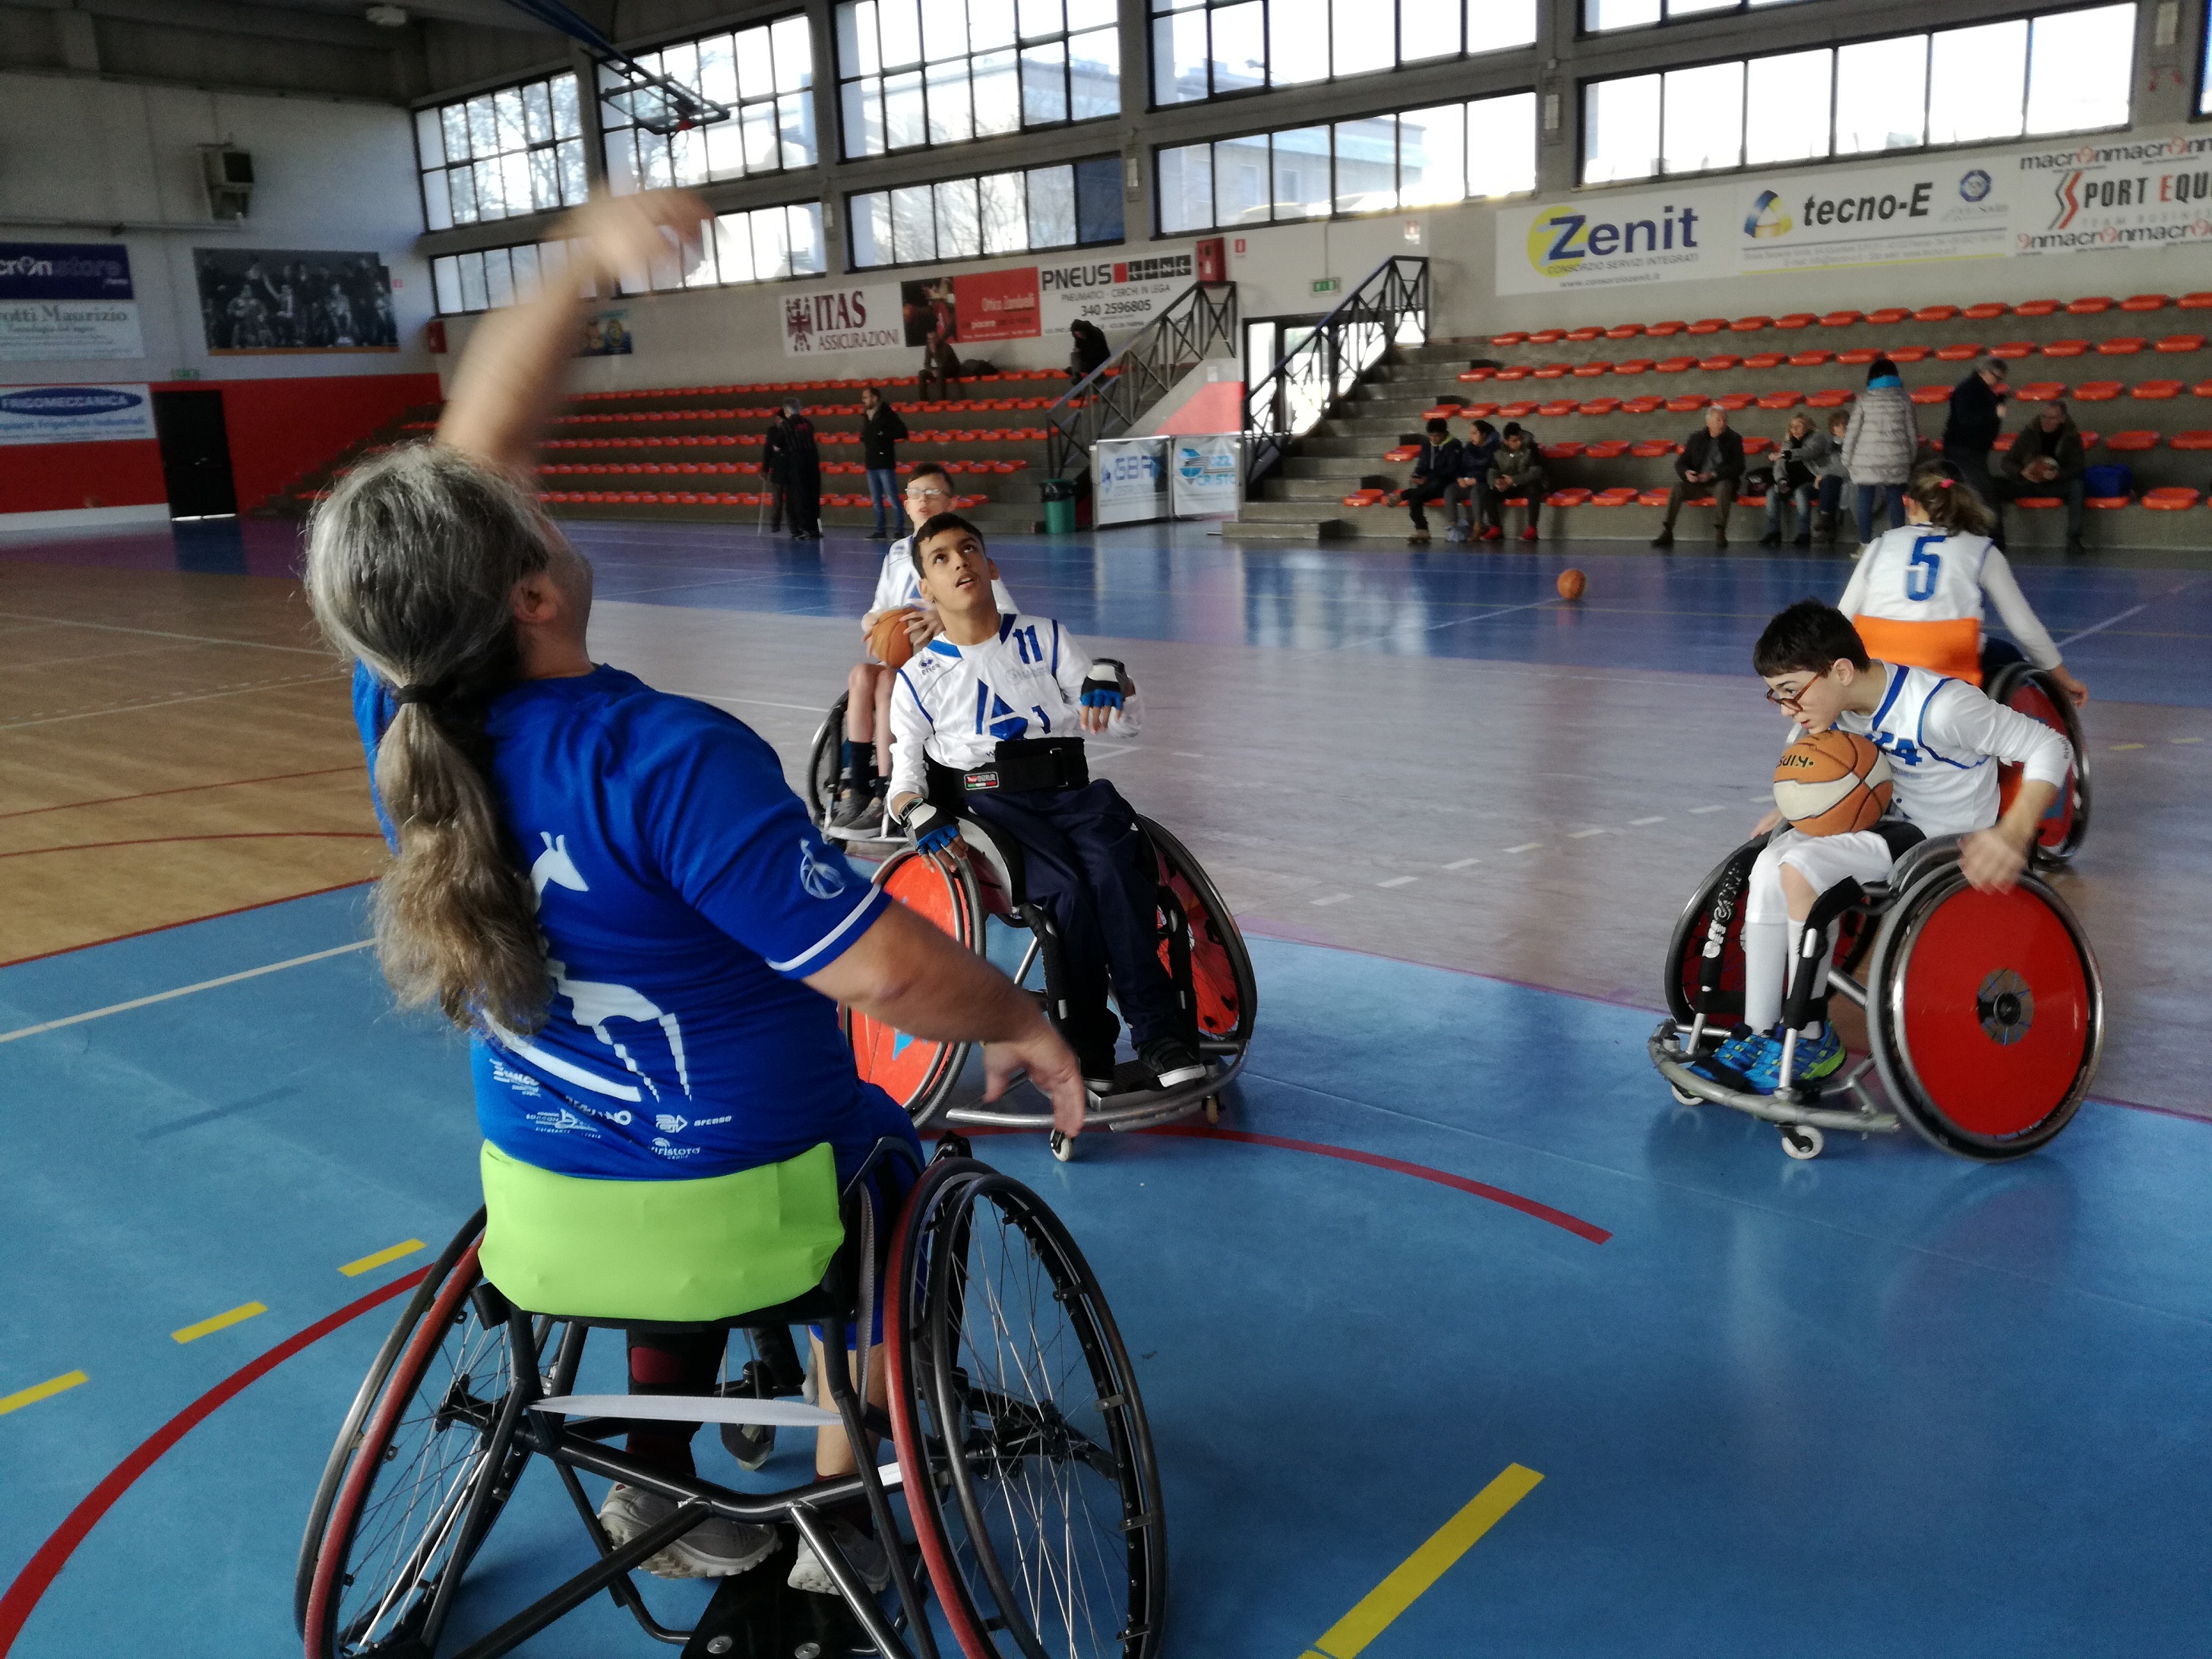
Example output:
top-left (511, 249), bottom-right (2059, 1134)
top-left (983, 1025), bottom-right (1088, 1137)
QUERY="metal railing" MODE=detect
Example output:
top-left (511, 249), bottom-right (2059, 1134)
top-left (1042, 282), bottom-right (1239, 480)
top-left (1243, 256), bottom-right (1428, 485)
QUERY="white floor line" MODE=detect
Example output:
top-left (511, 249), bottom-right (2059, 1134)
top-left (0, 672), bottom-right (345, 732)
top-left (0, 611), bottom-right (329, 656)
top-left (1442, 857), bottom-right (1481, 870)
top-left (1310, 893), bottom-right (1353, 906)
top-left (1503, 842), bottom-right (1544, 854)
top-left (666, 690), bottom-right (842, 713)
top-left (2053, 576), bottom-right (2207, 650)
top-left (1330, 595), bottom-right (1562, 652)
top-left (1568, 828), bottom-right (1608, 839)
top-left (1629, 815), bottom-right (1667, 826)
top-left (1689, 804), bottom-right (1727, 814)
top-left (1376, 875), bottom-right (1417, 888)
top-left (0, 940), bottom-right (373, 1045)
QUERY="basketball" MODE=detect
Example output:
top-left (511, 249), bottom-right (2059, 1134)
top-left (1773, 730), bottom-right (1893, 836)
top-left (1557, 568), bottom-right (1586, 600)
top-left (868, 608), bottom-right (918, 669)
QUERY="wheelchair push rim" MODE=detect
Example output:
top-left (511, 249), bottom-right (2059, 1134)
top-left (1987, 662), bottom-right (2090, 863)
top-left (846, 847), bottom-right (979, 1127)
top-left (806, 693), bottom-right (847, 826)
top-left (1868, 866), bottom-right (2103, 1161)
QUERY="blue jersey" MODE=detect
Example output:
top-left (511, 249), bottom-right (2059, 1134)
top-left (354, 663), bottom-right (898, 1180)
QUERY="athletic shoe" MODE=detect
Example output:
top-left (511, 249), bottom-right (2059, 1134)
top-left (1478, 524), bottom-right (1503, 542)
top-left (1792, 532), bottom-right (1812, 548)
top-left (790, 1516), bottom-right (891, 1594)
top-left (1518, 526), bottom-right (1539, 542)
top-left (1443, 523), bottom-right (1468, 543)
top-left (1138, 1035), bottom-right (1208, 1089)
top-left (1650, 529), bottom-right (1674, 548)
top-left (599, 1484), bottom-right (777, 1580)
top-left (1713, 530), bottom-right (1728, 548)
top-left (1738, 1027), bottom-right (1846, 1095)
top-left (1759, 531), bottom-right (1782, 547)
top-left (828, 788), bottom-right (871, 829)
top-left (2065, 537), bottom-right (2087, 556)
top-left (1407, 532), bottom-right (1430, 545)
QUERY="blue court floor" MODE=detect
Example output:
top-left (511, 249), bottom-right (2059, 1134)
top-left (2, 519), bottom-right (2208, 1656)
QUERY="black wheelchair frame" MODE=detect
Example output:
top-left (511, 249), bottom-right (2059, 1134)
top-left (295, 1136), bottom-right (1167, 1659)
top-left (807, 690), bottom-right (905, 852)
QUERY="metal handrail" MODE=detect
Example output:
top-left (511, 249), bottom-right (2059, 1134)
top-left (1242, 256), bottom-right (1429, 484)
top-left (1042, 282), bottom-right (1239, 480)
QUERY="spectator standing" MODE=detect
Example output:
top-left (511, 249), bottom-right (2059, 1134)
top-left (1650, 406), bottom-right (1746, 548)
top-left (761, 406), bottom-right (792, 532)
top-left (1942, 355), bottom-right (2011, 545)
top-left (1759, 412), bottom-right (1831, 548)
top-left (779, 397), bottom-right (823, 539)
top-left (1487, 424), bottom-right (1547, 542)
top-left (859, 386), bottom-right (908, 540)
top-left (1395, 416), bottom-right (1464, 545)
top-left (1068, 318), bottom-right (1111, 383)
top-left (918, 328), bottom-right (962, 401)
top-left (1813, 407), bottom-right (1852, 545)
top-left (1998, 399), bottom-right (2088, 556)
top-left (1841, 356), bottom-right (1920, 548)
top-left (1446, 418), bottom-right (1501, 541)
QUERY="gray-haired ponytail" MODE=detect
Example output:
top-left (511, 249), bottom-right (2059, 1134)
top-left (305, 444), bottom-right (555, 1033)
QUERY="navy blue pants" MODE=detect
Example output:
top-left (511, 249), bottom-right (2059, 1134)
top-left (963, 780), bottom-right (1184, 1057)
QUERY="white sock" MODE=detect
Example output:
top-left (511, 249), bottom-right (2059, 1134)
top-left (1742, 918), bottom-right (1786, 1032)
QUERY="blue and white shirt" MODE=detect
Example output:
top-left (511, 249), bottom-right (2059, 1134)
top-left (1831, 661), bottom-right (2070, 836)
top-left (355, 663), bottom-right (894, 1180)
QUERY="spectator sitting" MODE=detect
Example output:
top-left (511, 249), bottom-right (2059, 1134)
top-left (1068, 319), bottom-right (1111, 383)
top-left (1813, 406), bottom-right (1852, 546)
top-left (1446, 418), bottom-right (1501, 542)
top-left (1486, 424), bottom-right (1547, 543)
top-left (1941, 355), bottom-right (2011, 546)
top-left (1998, 399), bottom-right (2088, 557)
top-left (1841, 355), bottom-right (1921, 550)
top-left (1759, 412), bottom-right (1831, 548)
top-left (918, 328), bottom-right (962, 402)
top-left (1651, 406), bottom-right (1746, 548)
top-left (1395, 417), bottom-right (1463, 545)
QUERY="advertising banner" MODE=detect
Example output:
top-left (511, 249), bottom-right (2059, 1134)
top-left (1168, 433), bottom-right (1243, 519)
top-left (1092, 437), bottom-right (1169, 526)
top-left (0, 242), bottom-right (142, 362)
top-left (0, 383), bottom-right (156, 447)
top-left (1496, 127), bottom-right (2212, 297)
top-left (782, 283), bottom-right (902, 356)
top-left (193, 248), bottom-right (398, 352)
top-left (1039, 249), bottom-right (1194, 333)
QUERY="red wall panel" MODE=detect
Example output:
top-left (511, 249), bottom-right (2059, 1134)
top-left (0, 439), bottom-right (166, 514)
top-left (193, 372), bottom-right (441, 510)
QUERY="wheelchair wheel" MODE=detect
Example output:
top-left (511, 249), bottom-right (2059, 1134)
top-left (845, 848), bottom-right (979, 1126)
top-left (1138, 816), bottom-right (1256, 1048)
top-left (805, 693), bottom-right (849, 826)
top-left (1986, 662), bottom-right (2089, 862)
top-left (886, 1158), bottom-right (1165, 1659)
top-left (1866, 861), bottom-right (2102, 1161)
top-left (299, 1214), bottom-right (521, 1657)
top-left (1663, 835), bottom-right (1764, 1025)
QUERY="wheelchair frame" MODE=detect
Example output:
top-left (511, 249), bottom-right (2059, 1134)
top-left (295, 1136), bottom-right (1168, 1659)
top-left (1983, 660), bottom-right (2090, 865)
top-left (1650, 831), bottom-right (2102, 1161)
top-left (807, 690), bottom-right (906, 852)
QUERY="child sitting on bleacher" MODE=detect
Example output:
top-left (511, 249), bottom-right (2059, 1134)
top-left (1484, 424), bottom-right (1547, 542)
top-left (1395, 417), bottom-right (1462, 545)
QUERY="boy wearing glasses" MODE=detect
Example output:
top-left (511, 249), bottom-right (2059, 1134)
top-left (832, 462), bottom-right (1018, 832)
top-left (1704, 599), bottom-right (2069, 1095)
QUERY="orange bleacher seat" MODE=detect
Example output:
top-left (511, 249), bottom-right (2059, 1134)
top-left (2087, 495), bottom-right (2131, 508)
top-left (1774, 312), bottom-right (1818, 330)
top-left (1462, 401), bottom-right (1499, 418)
top-left (2072, 380), bottom-right (2122, 401)
top-left (1423, 404), bottom-right (1465, 419)
top-left (1788, 349), bottom-right (1833, 367)
top-left (1647, 321), bottom-right (1687, 337)
top-left (2105, 431), bottom-right (2159, 451)
top-left (2015, 381), bottom-right (2068, 401)
top-left (1820, 310), bottom-right (1863, 327)
top-left (1714, 393), bottom-right (1757, 411)
top-left (1547, 488), bottom-right (1594, 507)
top-left (1666, 394), bottom-right (1709, 412)
top-left (1382, 445), bottom-right (1420, 462)
top-left (2097, 337), bottom-right (2147, 355)
top-left (1496, 366), bottom-right (1534, 381)
top-left (1637, 488), bottom-right (1673, 506)
top-left (1580, 397), bottom-right (1623, 416)
top-left (2040, 339), bottom-right (2090, 358)
top-left (1887, 346), bottom-right (1931, 363)
top-left (1740, 437), bottom-right (1774, 454)
top-left (1806, 389), bottom-right (1855, 408)
top-left (1344, 488), bottom-right (1388, 507)
top-left (2197, 379), bottom-right (2212, 397)
top-left (1534, 363), bottom-right (1572, 379)
top-left (1586, 440), bottom-right (1633, 459)
top-left (1698, 355), bottom-right (1740, 371)
top-left (2066, 297), bottom-right (2116, 315)
top-left (1757, 392), bottom-right (1803, 409)
top-left (2132, 379), bottom-right (2184, 399)
top-left (1866, 307), bottom-right (1912, 325)
top-left (2171, 430), bottom-right (2212, 450)
top-left (1614, 358), bottom-right (1654, 374)
top-left (1543, 441), bottom-right (1586, 459)
top-left (1688, 318), bottom-right (1727, 334)
top-left (2181, 292), bottom-right (2212, 310)
top-left (1572, 362), bottom-right (1613, 378)
top-left (1913, 305), bottom-right (1960, 323)
top-left (1567, 326), bottom-right (1604, 341)
top-left (1491, 331), bottom-right (1529, 346)
top-left (1730, 317), bottom-right (1771, 332)
top-left (1539, 399), bottom-right (1579, 417)
top-left (1621, 394), bottom-right (1665, 414)
top-left (1529, 329), bottom-right (1567, 344)
top-left (2014, 299), bottom-right (2061, 317)
top-left (2144, 487), bottom-right (2201, 508)
top-left (1743, 352), bottom-right (1787, 369)
top-left (1991, 342), bottom-right (2034, 359)
top-left (1459, 368), bottom-right (1496, 381)
top-left (1910, 386), bottom-right (1950, 405)
top-left (1606, 324), bottom-right (1646, 340)
top-left (2012, 495), bottom-right (2063, 509)
top-left (1500, 400), bottom-right (1541, 417)
top-left (1653, 356), bottom-right (1695, 374)
top-left (1592, 486), bottom-right (1641, 505)
top-left (1630, 439), bottom-right (1677, 458)
top-left (2156, 333), bottom-right (2206, 352)
top-left (2122, 294), bottom-right (2169, 311)
top-left (1837, 347), bottom-right (1880, 365)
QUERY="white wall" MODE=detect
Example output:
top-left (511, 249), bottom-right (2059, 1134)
top-left (0, 72), bottom-right (437, 384)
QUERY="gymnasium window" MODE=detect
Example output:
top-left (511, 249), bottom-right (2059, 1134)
top-left (835, 0), bottom-right (1120, 161)
top-left (1582, 3), bottom-right (2137, 183)
top-left (1149, 0), bottom-right (1534, 108)
top-left (1155, 91), bottom-right (1537, 233)
top-left (2203, 3), bottom-right (2212, 115)
top-left (416, 73), bottom-right (586, 232)
top-left (848, 158), bottom-right (1123, 267)
top-left (430, 239), bottom-right (589, 315)
top-left (602, 16), bottom-right (817, 193)
top-left (617, 204), bottom-right (829, 292)
top-left (1582, 0), bottom-right (1815, 33)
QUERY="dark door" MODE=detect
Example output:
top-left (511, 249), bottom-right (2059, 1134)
top-left (152, 390), bottom-right (237, 518)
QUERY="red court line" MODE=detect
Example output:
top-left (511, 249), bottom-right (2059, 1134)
top-left (0, 1269), bottom-right (427, 1655)
top-left (0, 832), bottom-right (383, 862)
top-left (0, 766), bottom-right (361, 823)
top-left (0, 879), bottom-right (375, 970)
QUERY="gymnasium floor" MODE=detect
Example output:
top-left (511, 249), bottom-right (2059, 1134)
top-left (2, 517), bottom-right (2209, 1657)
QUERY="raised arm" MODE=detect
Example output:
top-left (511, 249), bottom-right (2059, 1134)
top-left (1980, 548), bottom-right (2079, 695)
top-left (437, 190), bottom-right (706, 476)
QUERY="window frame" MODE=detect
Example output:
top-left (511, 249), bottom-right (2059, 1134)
top-left (1576, 2), bottom-right (2138, 188)
top-left (413, 70), bottom-right (589, 234)
top-left (1578, 0), bottom-right (1821, 40)
top-left (1152, 88), bottom-right (1540, 235)
top-left (599, 12), bottom-right (817, 194)
top-left (845, 156), bottom-right (1126, 270)
top-left (1146, 0), bottom-right (1536, 112)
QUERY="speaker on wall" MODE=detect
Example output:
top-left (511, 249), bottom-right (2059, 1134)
top-left (201, 147), bottom-right (254, 220)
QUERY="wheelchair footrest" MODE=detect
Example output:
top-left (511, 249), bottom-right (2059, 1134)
top-left (536, 1393), bottom-right (843, 1430)
top-left (681, 1531), bottom-right (879, 1658)
top-left (1648, 1021), bottom-right (1900, 1136)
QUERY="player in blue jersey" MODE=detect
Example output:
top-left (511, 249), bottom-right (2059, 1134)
top-left (305, 188), bottom-right (1083, 1595)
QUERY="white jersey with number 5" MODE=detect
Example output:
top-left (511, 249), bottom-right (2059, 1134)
top-left (1839, 526), bottom-right (2061, 684)
top-left (1829, 661), bottom-right (2070, 836)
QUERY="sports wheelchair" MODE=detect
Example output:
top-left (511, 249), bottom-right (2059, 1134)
top-left (807, 692), bottom-right (905, 852)
top-left (1649, 830), bottom-right (2102, 1162)
top-left (848, 811), bottom-right (1256, 1160)
top-left (1983, 659), bottom-right (2090, 864)
top-left (296, 1135), bottom-right (1164, 1659)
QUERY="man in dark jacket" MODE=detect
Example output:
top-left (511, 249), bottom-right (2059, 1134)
top-left (859, 385), bottom-right (908, 539)
top-left (1651, 406), bottom-right (1746, 547)
top-left (776, 396), bottom-right (822, 539)
top-left (1998, 399), bottom-right (2089, 555)
top-left (1069, 318), bottom-right (1111, 382)
top-left (918, 328), bottom-right (962, 401)
top-left (1445, 418), bottom-right (1501, 540)
top-left (1396, 416), bottom-right (1464, 545)
top-left (1942, 354), bottom-right (2010, 542)
top-left (762, 407), bottom-right (792, 532)
top-left (1486, 424), bottom-right (1547, 542)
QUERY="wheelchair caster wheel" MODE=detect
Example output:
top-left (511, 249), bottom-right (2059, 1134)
top-left (1203, 1095), bottom-right (1221, 1125)
top-left (1670, 1085), bottom-right (1701, 1107)
top-left (1050, 1130), bottom-right (1076, 1162)
top-left (1780, 1124), bottom-right (1825, 1161)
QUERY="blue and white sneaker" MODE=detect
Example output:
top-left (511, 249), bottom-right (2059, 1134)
top-left (1740, 1026), bottom-right (1845, 1095)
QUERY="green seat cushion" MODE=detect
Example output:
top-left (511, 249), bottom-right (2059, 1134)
top-left (478, 1140), bottom-right (844, 1323)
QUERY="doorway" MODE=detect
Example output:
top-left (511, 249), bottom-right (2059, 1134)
top-left (153, 390), bottom-right (238, 519)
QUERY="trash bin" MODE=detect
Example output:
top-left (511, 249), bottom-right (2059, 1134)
top-left (1041, 476), bottom-right (1078, 535)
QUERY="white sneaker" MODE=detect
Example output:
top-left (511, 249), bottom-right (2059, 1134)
top-left (790, 1516), bottom-right (891, 1594)
top-left (599, 1483), bottom-right (777, 1579)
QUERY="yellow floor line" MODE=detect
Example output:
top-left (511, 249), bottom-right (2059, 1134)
top-left (1302, 1463), bottom-right (1545, 1659)
top-left (172, 1302), bottom-right (267, 1345)
top-left (339, 1239), bottom-right (426, 1278)
top-left (0, 1370), bottom-right (89, 1417)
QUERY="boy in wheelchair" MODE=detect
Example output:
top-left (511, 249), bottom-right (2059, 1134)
top-left (885, 512), bottom-right (1209, 1098)
top-left (1702, 599), bottom-right (2072, 1095)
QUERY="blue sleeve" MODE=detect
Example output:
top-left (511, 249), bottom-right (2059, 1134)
top-left (634, 702), bottom-right (890, 978)
top-left (351, 661), bottom-right (398, 849)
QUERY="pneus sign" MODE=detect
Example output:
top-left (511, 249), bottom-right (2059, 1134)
top-left (1496, 126), bottom-right (2212, 296)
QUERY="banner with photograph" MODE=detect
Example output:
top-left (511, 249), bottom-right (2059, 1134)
top-left (0, 384), bottom-right (156, 447)
top-left (1093, 437), bottom-right (1169, 526)
top-left (194, 248), bottom-right (398, 353)
top-left (579, 311), bottom-right (633, 356)
top-left (0, 242), bottom-right (143, 362)
top-left (1496, 128), bottom-right (2212, 296)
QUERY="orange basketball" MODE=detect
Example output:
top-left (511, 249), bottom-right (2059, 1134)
top-left (868, 608), bottom-right (918, 669)
top-left (1773, 730), bottom-right (1893, 836)
top-left (1556, 568), bottom-right (1587, 600)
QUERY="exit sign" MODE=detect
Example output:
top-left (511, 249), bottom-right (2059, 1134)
top-left (1311, 277), bottom-right (1340, 295)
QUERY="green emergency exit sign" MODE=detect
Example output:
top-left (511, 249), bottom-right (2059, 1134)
top-left (1311, 277), bottom-right (1340, 294)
